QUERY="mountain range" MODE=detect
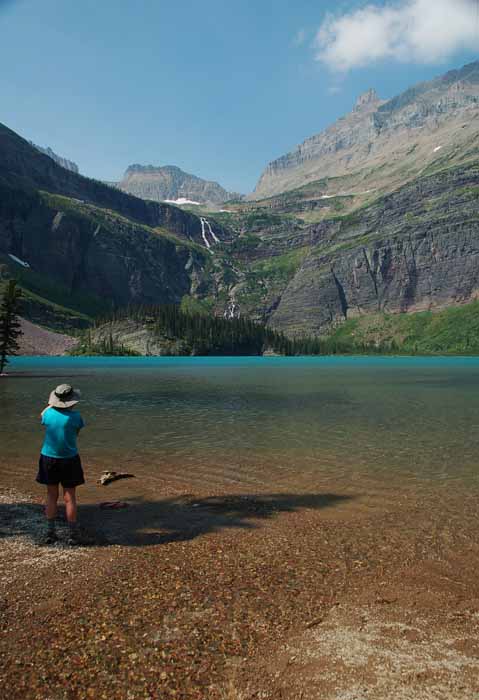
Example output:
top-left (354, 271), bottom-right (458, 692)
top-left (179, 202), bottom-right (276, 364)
top-left (1, 59), bottom-right (478, 353)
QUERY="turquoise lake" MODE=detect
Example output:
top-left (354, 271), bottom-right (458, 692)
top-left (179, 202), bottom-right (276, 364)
top-left (1, 356), bottom-right (479, 500)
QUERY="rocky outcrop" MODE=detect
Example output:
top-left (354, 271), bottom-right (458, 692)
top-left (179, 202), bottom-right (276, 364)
top-left (269, 162), bottom-right (479, 336)
top-left (353, 89), bottom-right (380, 111)
top-left (30, 143), bottom-right (79, 173)
top-left (119, 164), bottom-right (238, 206)
top-left (90, 320), bottom-right (189, 356)
top-left (254, 61), bottom-right (479, 199)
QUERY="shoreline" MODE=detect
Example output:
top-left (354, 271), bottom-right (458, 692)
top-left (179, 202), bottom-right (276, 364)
top-left (1, 477), bottom-right (479, 699)
top-left (8, 353), bottom-right (479, 366)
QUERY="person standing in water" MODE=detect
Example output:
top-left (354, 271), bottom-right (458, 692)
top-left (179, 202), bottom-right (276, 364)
top-left (36, 384), bottom-right (85, 545)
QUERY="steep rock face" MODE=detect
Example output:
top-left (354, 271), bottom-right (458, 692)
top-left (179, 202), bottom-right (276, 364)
top-left (119, 164), bottom-right (237, 205)
top-left (254, 61), bottom-right (479, 199)
top-left (91, 320), bottom-right (189, 355)
top-left (30, 143), bottom-right (79, 173)
top-left (353, 89), bottom-right (380, 111)
top-left (0, 181), bottom-right (207, 310)
top-left (269, 162), bottom-right (479, 335)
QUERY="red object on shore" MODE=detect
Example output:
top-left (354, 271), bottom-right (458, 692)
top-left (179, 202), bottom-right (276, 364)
top-left (99, 501), bottom-right (129, 509)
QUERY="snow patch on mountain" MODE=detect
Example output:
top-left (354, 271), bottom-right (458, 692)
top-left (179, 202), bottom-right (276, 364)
top-left (164, 198), bottom-right (201, 206)
top-left (8, 254), bottom-right (30, 268)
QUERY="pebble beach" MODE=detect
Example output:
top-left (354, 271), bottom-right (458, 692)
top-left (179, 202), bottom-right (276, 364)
top-left (1, 471), bottom-right (479, 700)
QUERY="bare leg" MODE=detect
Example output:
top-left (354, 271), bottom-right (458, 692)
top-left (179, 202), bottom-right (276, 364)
top-left (46, 484), bottom-right (59, 520)
top-left (63, 487), bottom-right (77, 523)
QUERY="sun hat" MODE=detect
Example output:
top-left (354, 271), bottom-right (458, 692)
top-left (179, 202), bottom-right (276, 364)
top-left (48, 384), bottom-right (81, 409)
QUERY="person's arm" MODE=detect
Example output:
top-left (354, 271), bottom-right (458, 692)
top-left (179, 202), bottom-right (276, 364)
top-left (40, 406), bottom-right (51, 422)
top-left (76, 415), bottom-right (85, 435)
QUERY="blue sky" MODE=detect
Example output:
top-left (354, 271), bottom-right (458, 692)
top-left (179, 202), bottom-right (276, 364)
top-left (1, 0), bottom-right (478, 193)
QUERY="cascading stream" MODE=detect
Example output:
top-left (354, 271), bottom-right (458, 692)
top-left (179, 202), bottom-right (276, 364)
top-left (200, 217), bottom-right (220, 250)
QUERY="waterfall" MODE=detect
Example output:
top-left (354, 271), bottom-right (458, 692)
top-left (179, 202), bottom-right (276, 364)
top-left (200, 217), bottom-right (220, 249)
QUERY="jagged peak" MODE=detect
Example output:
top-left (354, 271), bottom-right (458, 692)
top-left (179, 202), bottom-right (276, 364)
top-left (354, 88), bottom-right (380, 111)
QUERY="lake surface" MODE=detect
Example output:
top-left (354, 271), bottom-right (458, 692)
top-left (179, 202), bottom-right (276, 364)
top-left (2, 356), bottom-right (479, 502)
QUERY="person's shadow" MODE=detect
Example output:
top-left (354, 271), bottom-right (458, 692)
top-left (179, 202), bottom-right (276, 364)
top-left (0, 492), bottom-right (354, 547)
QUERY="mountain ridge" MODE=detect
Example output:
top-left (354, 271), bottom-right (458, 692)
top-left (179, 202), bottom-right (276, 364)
top-left (253, 60), bottom-right (479, 200)
top-left (0, 122), bottom-right (230, 248)
top-left (30, 143), bottom-right (79, 174)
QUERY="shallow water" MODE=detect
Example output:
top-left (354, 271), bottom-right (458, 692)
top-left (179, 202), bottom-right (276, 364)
top-left (2, 356), bottom-right (479, 498)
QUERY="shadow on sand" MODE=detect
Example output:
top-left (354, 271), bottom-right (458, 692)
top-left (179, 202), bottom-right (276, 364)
top-left (0, 492), bottom-right (354, 547)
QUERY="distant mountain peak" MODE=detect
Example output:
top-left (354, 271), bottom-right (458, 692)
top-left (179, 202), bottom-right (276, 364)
top-left (119, 163), bottom-right (239, 206)
top-left (125, 164), bottom-right (183, 175)
top-left (253, 59), bottom-right (479, 199)
top-left (354, 88), bottom-right (380, 110)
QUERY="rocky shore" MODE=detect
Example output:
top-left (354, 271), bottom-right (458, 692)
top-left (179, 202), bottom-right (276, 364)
top-left (1, 472), bottom-right (478, 700)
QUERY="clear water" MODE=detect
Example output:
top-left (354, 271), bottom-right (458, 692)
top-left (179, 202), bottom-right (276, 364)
top-left (2, 356), bottom-right (479, 498)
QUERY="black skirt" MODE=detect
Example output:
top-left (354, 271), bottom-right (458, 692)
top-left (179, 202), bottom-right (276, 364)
top-left (36, 454), bottom-right (85, 488)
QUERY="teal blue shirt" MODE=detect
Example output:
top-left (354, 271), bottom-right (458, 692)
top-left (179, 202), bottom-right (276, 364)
top-left (41, 407), bottom-right (84, 458)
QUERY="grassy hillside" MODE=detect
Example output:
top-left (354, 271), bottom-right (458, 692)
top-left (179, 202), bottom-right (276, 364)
top-left (326, 302), bottom-right (479, 355)
top-left (0, 257), bottom-right (92, 332)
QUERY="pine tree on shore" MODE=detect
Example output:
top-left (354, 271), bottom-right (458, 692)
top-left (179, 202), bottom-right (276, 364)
top-left (0, 280), bottom-right (23, 374)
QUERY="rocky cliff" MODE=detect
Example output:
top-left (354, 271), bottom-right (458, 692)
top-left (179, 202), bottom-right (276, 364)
top-left (0, 182), bottom-right (207, 313)
top-left (119, 164), bottom-right (238, 206)
top-left (268, 161), bottom-right (479, 336)
top-left (254, 61), bottom-right (479, 199)
top-left (30, 143), bottom-right (79, 173)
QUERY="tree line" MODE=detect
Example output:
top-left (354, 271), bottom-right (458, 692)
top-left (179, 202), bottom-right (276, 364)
top-left (89, 304), bottom-right (392, 357)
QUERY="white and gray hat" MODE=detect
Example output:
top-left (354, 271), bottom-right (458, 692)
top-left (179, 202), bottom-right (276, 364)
top-left (48, 384), bottom-right (81, 409)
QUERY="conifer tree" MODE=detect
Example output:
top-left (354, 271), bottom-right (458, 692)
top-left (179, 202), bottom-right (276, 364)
top-left (0, 279), bottom-right (23, 374)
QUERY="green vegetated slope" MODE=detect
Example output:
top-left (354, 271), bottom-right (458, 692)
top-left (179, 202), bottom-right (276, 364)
top-left (74, 299), bottom-right (479, 357)
top-left (326, 301), bottom-right (479, 355)
top-left (0, 180), bottom-right (209, 329)
top-left (0, 253), bottom-right (94, 333)
top-left (0, 124), bottom-right (234, 334)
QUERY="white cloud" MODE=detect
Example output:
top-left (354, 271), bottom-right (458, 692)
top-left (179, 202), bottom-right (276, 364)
top-left (315, 0), bottom-right (479, 72)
